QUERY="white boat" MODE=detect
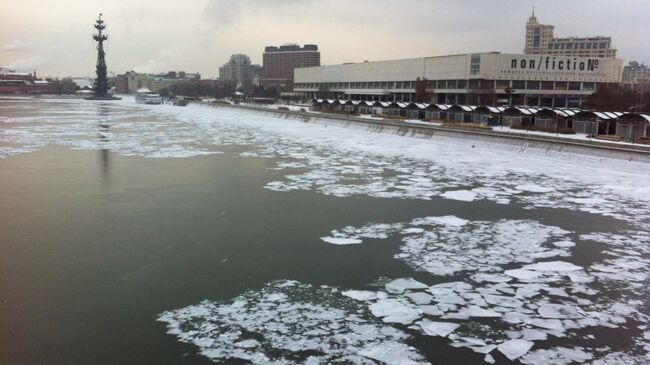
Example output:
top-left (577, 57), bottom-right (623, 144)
top-left (135, 88), bottom-right (162, 105)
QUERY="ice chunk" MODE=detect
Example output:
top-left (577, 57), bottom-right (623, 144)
top-left (369, 299), bottom-right (422, 324)
top-left (320, 236), bottom-right (363, 245)
top-left (385, 278), bottom-right (429, 294)
top-left (506, 268), bottom-right (542, 281)
top-left (552, 240), bottom-right (576, 248)
top-left (358, 342), bottom-right (427, 365)
top-left (497, 339), bottom-right (534, 360)
top-left (522, 261), bottom-right (582, 272)
top-left (515, 184), bottom-right (555, 193)
top-left (417, 319), bottom-right (460, 337)
top-left (342, 290), bottom-right (377, 301)
top-left (466, 306), bottom-right (502, 318)
top-left (440, 190), bottom-right (477, 202)
top-left (472, 273), bottom-right (513, 283)
top-left (538, 304), bottom-right (583, 319)
top-left (402, 227), bottom-right (425, 234)
top-left (405, 292), bottom-right (433, 305)
top-left (411, 215), bottom-right (469, 227)
top-left (522, 329), bottom-right (548, 341)
top-left (531, 318), bottom-right (564, 331)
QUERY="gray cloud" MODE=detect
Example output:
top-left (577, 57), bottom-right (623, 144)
top-left (1, 0), bottom-right (649, 77)
top-left (6, 55), bottom-right (48, 72)
top-left (203, 0), bottom-right (315, 28)
top-left (0, 40), bottom-right (33, 53)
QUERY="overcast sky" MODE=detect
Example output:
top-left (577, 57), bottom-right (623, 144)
top-left (1, 0), bottom-right (649, 78)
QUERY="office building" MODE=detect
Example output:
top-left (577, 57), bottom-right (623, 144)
top-left (294, 52), bottom-right (624, 108)
top-left (262, 44), bottom-right (320, 88)
top-left (524, 10), bottom-right (617, 58)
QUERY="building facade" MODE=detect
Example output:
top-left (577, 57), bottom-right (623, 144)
top-left (294, 52), bottom-right (624, 107)
top-left (122, 70), bottom-right (201, 93)
top-left (524, 11), bottom-right (554, 55)
top-left (524, 11), bottom-right (616, 58)
top-left (623, 61), bottom-right (650, 84)
top-left (0, 68), bottom-right (55, 94)
top-left (219, 54), bottom-right (254, 86)
top-left (261, 44), bottom-right (320, 88)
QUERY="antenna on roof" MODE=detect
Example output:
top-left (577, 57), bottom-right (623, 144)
top-left (532, 6), bottom-right (535, 17)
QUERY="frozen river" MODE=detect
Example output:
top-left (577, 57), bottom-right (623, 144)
top-left (1, 97), bottom-right (649, 364)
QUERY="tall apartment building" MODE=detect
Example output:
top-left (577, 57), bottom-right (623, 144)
top-left (261, 44), bottom-right (320, 88)
top-left (623, 61), bottom-right (650, 84)
top-left (523, 10), bottom-right (554, 55)
top-left (219, 54), bottom-right (255, 86)
top-left (524, 10), bottom-right (617, 58)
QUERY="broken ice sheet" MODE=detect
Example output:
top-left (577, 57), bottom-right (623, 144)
top-left (158, 280), bottom-right (427, 364)
top-left (319, 218), bottom-right (650, 363)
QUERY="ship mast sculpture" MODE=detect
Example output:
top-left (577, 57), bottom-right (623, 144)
top-left (87, 13), bottom-right (120, 100)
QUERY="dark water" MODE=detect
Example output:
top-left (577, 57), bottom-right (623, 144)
top-left (0, 99), bottom-right (646, 365)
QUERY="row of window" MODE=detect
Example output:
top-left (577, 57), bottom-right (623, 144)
top-left (549, 42), bottom-right (609, 50)
top-left (295, 80), bottom-right (597, 91)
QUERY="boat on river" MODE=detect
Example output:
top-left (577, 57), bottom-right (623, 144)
top-left (135, 88), bottom-right (162, 105)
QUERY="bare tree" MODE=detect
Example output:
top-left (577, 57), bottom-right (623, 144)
top-left (414, 77), bottom-right (432, 103)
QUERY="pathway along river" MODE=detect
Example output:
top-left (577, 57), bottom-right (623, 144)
top-left (1, 97), bottom-right (649, 364)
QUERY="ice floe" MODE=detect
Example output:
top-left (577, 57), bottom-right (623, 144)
top-left (158, 280), bottom-right (428, 364)
top-left (2, 98), bottom-right (649, 229)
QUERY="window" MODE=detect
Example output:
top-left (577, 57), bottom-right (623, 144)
top-left (470, 54), bottom-right (481, 75)
top-left (566, 43), bottom-right (573, 49)
top-left (568, 82), bottom-right (581, 90)
top-left (582, 82), bottom-right (595, 91)
top-left (512, 80), bottom-right (526, 89)
top-left (436, 80), bottom-right (446, 89)
top-left (586, 43), bottom-right (592, 49)
top-left (526, 81), bottom-right (540, 90)
top-left (541, 81), bottom-right (554, 90)
top-left (457, 80), bottom-right (467, 88)
top-left (496, 80), bottom-right (510, 89)
top-left (447, 80), bottom-right (457, 89)
top-left (580, 43), bottom-right (586, 49)
top-left (555, 82), bottom-right (567, 90)
top-left (600, 42), bottom-right (607, 49)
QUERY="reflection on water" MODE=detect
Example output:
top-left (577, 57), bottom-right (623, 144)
top-left (98, 104), bottom-right (110, 184)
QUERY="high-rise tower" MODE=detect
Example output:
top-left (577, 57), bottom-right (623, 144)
top-left (524, 8), bottom-right (554, 55)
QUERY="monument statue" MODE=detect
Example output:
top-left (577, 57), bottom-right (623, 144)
top-left (87, 13), bottom-right (120, 100)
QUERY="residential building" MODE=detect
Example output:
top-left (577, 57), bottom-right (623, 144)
top-left (261, 44), bottom-right (320, 88)
top-left (623, 61), bottom-right (650, 84)
top-left (524, 10), bottom-right (617, 58)
top-left (294, 52), bottom-right (624, 108)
